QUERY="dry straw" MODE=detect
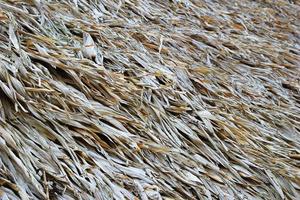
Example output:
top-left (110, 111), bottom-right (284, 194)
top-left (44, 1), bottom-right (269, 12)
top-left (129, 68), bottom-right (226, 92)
top-left (0, 0), bottom-right (299, 199)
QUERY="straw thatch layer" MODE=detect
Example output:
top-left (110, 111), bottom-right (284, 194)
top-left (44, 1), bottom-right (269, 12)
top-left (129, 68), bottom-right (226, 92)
top-left (0, 0), bottom-right (299, 199)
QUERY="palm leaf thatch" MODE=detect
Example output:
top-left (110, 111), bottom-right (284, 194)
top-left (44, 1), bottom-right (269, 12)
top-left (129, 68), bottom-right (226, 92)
top-left (0, 0), bottom-right (300, 199)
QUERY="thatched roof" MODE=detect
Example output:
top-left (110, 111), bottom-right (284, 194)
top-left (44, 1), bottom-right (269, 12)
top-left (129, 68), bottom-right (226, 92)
top-left (0, 0), bottom-right (299, 199)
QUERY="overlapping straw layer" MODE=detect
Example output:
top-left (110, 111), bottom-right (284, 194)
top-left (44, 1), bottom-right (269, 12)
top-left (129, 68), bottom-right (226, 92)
top-left (0, 0), bottom-right (299, 199)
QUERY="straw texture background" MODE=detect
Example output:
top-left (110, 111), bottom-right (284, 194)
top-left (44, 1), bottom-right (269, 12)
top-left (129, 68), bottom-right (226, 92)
top-left (0, 0), bottom-right (299, 199)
